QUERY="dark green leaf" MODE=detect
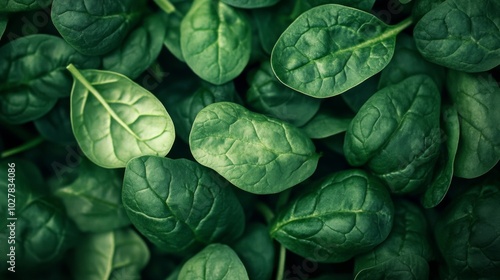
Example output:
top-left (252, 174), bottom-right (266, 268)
top-left (189, 102), bottom-right (319, 194)
top-left (67, 65), bottom-right (175, 169)
top-left (271, 4), bottom-right (412, 98)
top-left (122, 156), bottom-right (245, 255)
top-left (178, 244), bottom-right (249, 280)
top-left (0, 0), bottom-right (51, 12)
top-left (102, 12), bottom-right (167, 79)
top-left (0, 35), bottom-right (99, 124)
top-left (55, 159), bottom-right (130, 232)
top-left (51, 0), bottom-right (146, 55)
top-left (355, 255), bottom-right (429, 280)
top-left (162, 1), bottom-right (193, 61)
top-left (344, 75), bottom-right (441, 194)
top-left (414, 0), bottom-right (500, 72)
top-left (221, 0), bottom-right (279, 9)
top-left (270, 169), bottom-right (394, 263)
top-left (180, 0), bottom-right (251, 84)
top-left (300, 107), bottom-right (352, 139)
top-left (0, 14), bottom-right (7, 39)
top-left (447, 70), bottom-right (500, 178)
top-left (34, 98), bottom-right (75, 144)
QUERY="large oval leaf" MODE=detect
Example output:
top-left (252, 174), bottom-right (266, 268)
top-left (189, 102), bottom-right (319, 194)
top-left (414, 0), bottom-right (500, 72)
top-left (122, 156), bottom-right (245, 255)
top-left (0, 35), bottom-right (99, 124)
top-left (67, 64), bottom-right (175, 169)
top-left (178, 244), bottom-right (249, 280)
top-left (270, 169), bottom-right (394, 263)
top-left (271, 4), bottom-right (412, 98)
top-left (180, 0), bottom-right (251, 85)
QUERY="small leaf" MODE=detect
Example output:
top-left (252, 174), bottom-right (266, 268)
top-left (67, 64), bottom-right (175, 169)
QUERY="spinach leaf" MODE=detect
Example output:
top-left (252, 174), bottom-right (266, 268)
top-left (270, 169), bottom-right (394, 263)
top-left (162, 80), bottom-right (242, 143)
top-left (180, 0), bottom-right (251, 85)
top-left (51, 0), bottom-right (146, 55)
top-left (344, 75), bottom-right (441, 194)
top-left (254, 0), bottom-right (376, 54)
top-left (0, 14), bottom-right (6, 39)
top-left (67, 64), bottom-right (175, 169)
top-left (435, 183), bottom-right (500, 279)
top-left (447, 70), bottom-right (500, 178)
top-left (246, 61), bottom-right (321, 127)
top-left (0, 159), bottom-right (79, 269)
top-left (271, 4), bottom-right (412, 98)
top-left (71, 228), bottom-right (150, 280)
top-left (122, 156), bottom-right (245, 255)
top-left (178, 244), bottom-right (249, 280)
top-left (163, 1), bottom-right (193, 62)
top-left (414, 0), bottom-right (500, 72)
top-left (0, 0), bottom-right (51, 12)
top-left (102, 12), bottom-right (167, 79)
top-left (421, 105), bottom-right (459, 208)
top-left (189, 102), bottom-right (319, 194)
top-left (54, 159), bottom-right (130, 232)
top-left (0, 35), bottom-right (100, 124)
top-left (221, 0), bottom-right (279, 9)
top-left (354, 200), bottom-right (433, 279)
top-left (232, 223), bottom-right (275, 280)
top-left (411, 0), bottom-right (445, 21)
top-left (34, 98), bottom-right (75, 144)
top-left (378, 33), bottom-right (446, 90)
top-left (300, 107), bottom-right (352, 139)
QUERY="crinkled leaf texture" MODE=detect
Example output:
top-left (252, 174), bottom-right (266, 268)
top-left (180, 0), bottom-right (251, 85)
top-left (447, 70), bottom-right (500, 178)
top-left (0, 35), bottom-right (99, 124)
top-left (270, 169), bottom-right (394, 263)
top-left (51, 0), bottom-right (146, 55)
top-left (344, 75), bottom-right (441, 194)
top-left (55, 159), bottom-right (130, 233)
top-left (71, 229), bottom-right (150, 280)
top-left (271, 4), bottom-right (411, 98)
top-left (68, 65), bottom-right (175, 169)
top-left (0, 0), bottom-right (51, 12)
top-left (414, 0), bottom-right (500, 72)
top-left (122, 156), bottom-right (245, 255)
top-left (354, 200), bottom-right (433, 279)
top-left (435, 183), bottom-right (500, 279)
top-left (178, 244), bottom-right (249, 280)
top-left (189, 102), bottom-right (319, 194)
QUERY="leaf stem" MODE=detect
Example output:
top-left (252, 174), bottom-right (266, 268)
top-left (390, 16), bottom-right (413, 34)
top-left (153, 0), bottom-right (176, 14)
top-left (1, 136), bottom-right (44, 158)
top-left (276, 244), bottom-right (286, 280)
top-left (255, 202), bottom-right (275, 224)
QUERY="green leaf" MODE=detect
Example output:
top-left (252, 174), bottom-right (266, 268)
top-left (344, 75), bottom-right (441, 194)
top-left (271, 4), bottom-right (412, 98)
top-left (55, 159), bottom-right (130, 232)
top-left (162, 80), bottom-right (242, 142)
top-left (414, 0), bottom-right (500, 72)
top-left (67, 64), bottom-right (175, 169)
top-left (163, 1), bottom-right (193, 61)
top-left (270, 169), bottom-right (394, 263)
top-left (180, 0), bottom-right (251, 85)
top-left (246, 61), bottom-right (321, 127)
top-left (378, 33), bottom-right (446, 90)
top-left (232, 223), bottom-right (275, 280)
top-left (0, 0), bottom-right (51, 12)
top-left (51, 0), bottom-right (146, 55)
top-left (300, 107), bottom-right (352, 139)
top-left (354, 200), bottom-right (433, 279)
top-left (0, 14), bottom-right (7, 39)
top-left (34, 98), bottom-right (76, 144)
top-left (71, 229), bottom-right (150, 280)
top-left (435, 183), bottom-right (500, 279)
top-left (189, 102), bottom-right (319, 194)
top-left (102, 12), bottom-right (168, 79)
top-left (447, 70), bottom-right (500, 178)
top-left (0, 35), bottom-right (99, 124)
top-left (221, 0), bottom-right (280, 9)
top-left (178, 244), bottom-right (249, 280)
top-left (122, 156), bottom-right (245, 255)
top-left (341, 74), bottom-right (379, 112)
top-left (421, 105), bottom-right (460, 208)
top-left (411, 0), bottom-right (446, 21)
